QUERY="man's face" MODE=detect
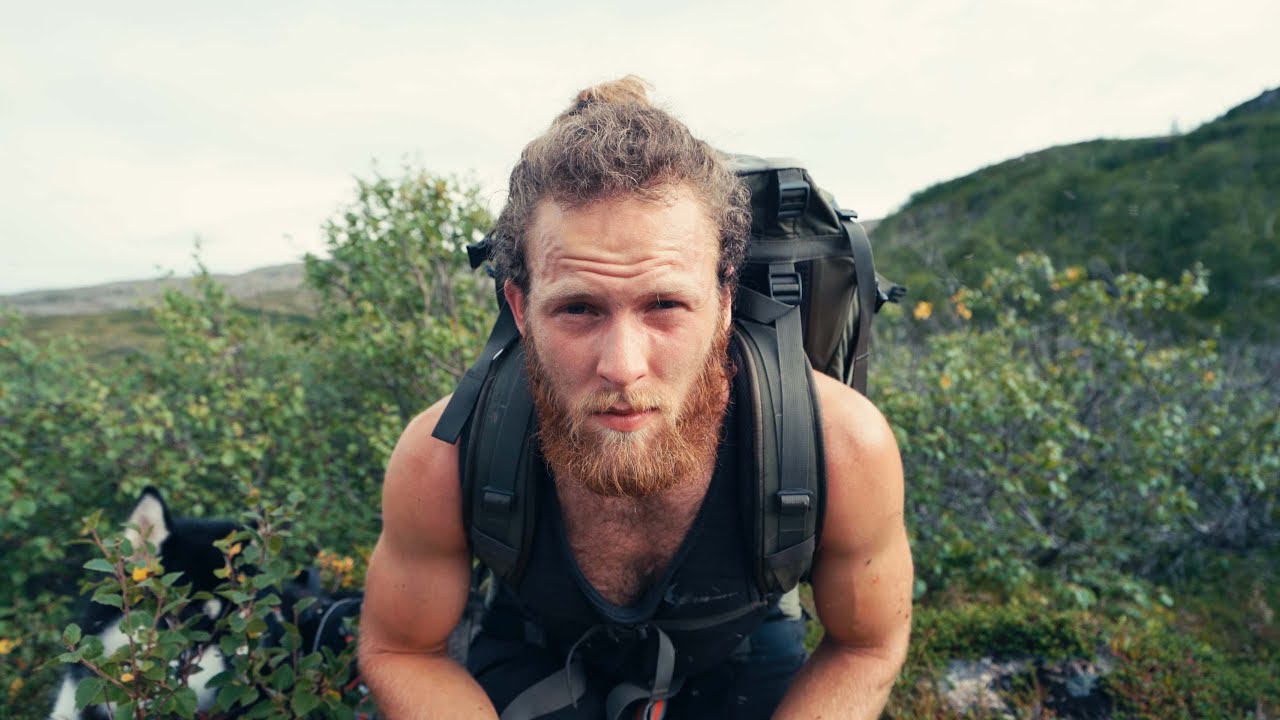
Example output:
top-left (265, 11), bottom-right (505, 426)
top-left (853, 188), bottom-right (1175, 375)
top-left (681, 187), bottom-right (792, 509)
top-left (505, 185), bottom-right (733, 498)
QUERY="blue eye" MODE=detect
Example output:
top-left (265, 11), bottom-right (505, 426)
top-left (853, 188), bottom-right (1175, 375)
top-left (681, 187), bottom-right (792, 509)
top-left (563, 304), bottom-right (589, 315)
top-left (654, 299), bottom-right (679, 310)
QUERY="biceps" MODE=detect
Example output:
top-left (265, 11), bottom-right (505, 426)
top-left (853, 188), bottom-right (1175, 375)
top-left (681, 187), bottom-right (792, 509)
top-left (361, 534), bottom-right (472, 655)
top-left (809, 522), bottom-right (913, 651)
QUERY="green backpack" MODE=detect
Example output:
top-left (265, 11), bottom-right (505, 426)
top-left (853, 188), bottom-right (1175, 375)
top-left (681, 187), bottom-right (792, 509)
top-left (432, 155), bottom-right (903, 596)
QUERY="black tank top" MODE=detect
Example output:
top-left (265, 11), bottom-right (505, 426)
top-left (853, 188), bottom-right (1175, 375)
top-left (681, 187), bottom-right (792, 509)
top-left (486, 369), bottom-right (778, 685)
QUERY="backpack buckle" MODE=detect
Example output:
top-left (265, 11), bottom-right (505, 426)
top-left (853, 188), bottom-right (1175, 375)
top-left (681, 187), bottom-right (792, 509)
top-left (482, 487), bottom-right (514, 511)
top-left (776, 489), bottom-right (812, 516)
top-left (768, 265), bottom-right (803, 306)
top-left (777, 178), bottom-right (809, 219)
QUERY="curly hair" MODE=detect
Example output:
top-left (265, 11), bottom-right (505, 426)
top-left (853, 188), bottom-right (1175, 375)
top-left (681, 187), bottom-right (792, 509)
top-left (490, 76), bottom-right (750, 293)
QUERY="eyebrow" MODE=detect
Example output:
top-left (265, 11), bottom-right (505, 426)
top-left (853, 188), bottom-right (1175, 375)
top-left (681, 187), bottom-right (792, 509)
top-left (538, 282), bottom-right (704, 307)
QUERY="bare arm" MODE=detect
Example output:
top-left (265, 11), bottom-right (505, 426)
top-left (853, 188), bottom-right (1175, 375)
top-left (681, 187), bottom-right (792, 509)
top-left (358, 398), bottom-right (499, 719)
top-left (773, 374), bottom-right (914, 719)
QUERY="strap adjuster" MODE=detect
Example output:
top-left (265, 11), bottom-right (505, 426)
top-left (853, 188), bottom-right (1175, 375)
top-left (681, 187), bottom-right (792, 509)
top-left (482, 487), bottom-right (513, 511)
top-left (768, 269), bottom-right (803, 306)
top-left (776, 489), bottom-right (812, 516)
top-left (777, 178), bottom-right (810, 219)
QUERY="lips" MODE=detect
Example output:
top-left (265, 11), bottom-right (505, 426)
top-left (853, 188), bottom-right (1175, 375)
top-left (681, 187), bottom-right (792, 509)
top-left (594, 406), bottom-right (657, 432)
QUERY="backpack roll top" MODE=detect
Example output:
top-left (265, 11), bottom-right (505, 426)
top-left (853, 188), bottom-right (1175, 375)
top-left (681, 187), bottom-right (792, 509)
top-left (727, 154), bottom-right (894, 392)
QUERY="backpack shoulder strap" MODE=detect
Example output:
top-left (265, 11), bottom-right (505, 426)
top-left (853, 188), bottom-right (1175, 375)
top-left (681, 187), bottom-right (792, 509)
top-left (432, 303), bottom-right (539, 585)
top-left (733, 287), bottom-right (827, 594)
top-left (840, 213), bottom-right (878, 393)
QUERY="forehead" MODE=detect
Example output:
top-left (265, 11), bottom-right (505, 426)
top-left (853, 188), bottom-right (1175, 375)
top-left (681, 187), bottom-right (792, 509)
top-left (525, 187), bottom-right (719, 297)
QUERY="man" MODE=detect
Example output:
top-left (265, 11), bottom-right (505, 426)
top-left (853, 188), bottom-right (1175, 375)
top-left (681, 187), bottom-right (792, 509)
top-left (359, 76), bottom-right (913, 719)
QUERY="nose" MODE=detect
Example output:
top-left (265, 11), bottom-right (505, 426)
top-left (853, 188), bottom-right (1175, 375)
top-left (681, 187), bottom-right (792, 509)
top-left (596, 317), bottom-right (648, 390)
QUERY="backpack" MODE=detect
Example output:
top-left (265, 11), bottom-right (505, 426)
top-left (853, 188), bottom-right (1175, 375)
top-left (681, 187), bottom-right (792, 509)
top-left (431, 155), bottom-right (903, 600)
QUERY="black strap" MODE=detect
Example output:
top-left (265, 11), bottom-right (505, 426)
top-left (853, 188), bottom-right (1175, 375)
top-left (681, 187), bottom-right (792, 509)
top-left (432, 302), bottom-right (520, 444)
top-left (468, 343), bottom-right (536, 581)
top-left (842, 219), bottom-right (877, 394)
top-left (734, 289), bottom-right (820, 592)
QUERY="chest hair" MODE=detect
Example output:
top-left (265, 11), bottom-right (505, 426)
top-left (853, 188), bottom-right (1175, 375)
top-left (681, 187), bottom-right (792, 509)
top-left (557, 474), bottom-right (713, 607)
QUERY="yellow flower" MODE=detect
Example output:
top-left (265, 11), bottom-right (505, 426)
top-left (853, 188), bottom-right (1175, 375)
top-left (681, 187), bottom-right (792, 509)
top-left (1203, 370), bottom-right (1216, 384)
top-left (0, 638), bottom-right (15, 655)
top-left (956, 303), bottom-right (973, 321)
top-left (132, 566), bottom-right (149, 582)
top-left (1065, 266), bottom-right (1084, 282)
top-left (913, 301), bottom-right (933, 320)
top-left (939, 374), bottom-right (953, 390)
top-left (120, 672), bottom-right (135, 683)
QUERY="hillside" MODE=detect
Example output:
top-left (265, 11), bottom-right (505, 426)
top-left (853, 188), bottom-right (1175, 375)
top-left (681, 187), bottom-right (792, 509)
top-left (0, 262), bottom-right (313, 317)
top-left (1, 263), bottom-right (316, 360)
top-left (874, 86), bottom-right (1280, 338)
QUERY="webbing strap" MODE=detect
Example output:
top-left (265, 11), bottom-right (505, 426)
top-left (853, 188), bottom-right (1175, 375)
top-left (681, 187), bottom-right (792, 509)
top-left (771, 302), bottom-right (811, 551)
top-left (843, 219), bottom-right (877, 394)
top-left (604, 626), bottom-right (678, 720)
top-left (432, 303), bottom-right (520, 444)
top-left (497, 660), bottom-right (587, 720)
top-left (499, 625), bottom-right (601, 720)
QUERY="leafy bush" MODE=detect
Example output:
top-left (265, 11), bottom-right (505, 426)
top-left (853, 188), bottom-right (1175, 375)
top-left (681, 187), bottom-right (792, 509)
top-left (54, 493), bottom-right (364, 719)
top-left (1, 168), bottom-right (493, 719)
top-left (4, 166), bottom-right (1275, 716)
top-left (877, 253), bottom-right (1279, 600)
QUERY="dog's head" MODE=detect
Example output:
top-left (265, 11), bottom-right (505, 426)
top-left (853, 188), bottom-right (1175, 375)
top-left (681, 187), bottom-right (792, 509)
top-left (123, 487), bottom-right (241, 624)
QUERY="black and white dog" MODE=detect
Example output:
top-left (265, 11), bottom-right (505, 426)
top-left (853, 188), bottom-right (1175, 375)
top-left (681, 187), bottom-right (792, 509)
top-left (50, 487), bottom-right (362, 720)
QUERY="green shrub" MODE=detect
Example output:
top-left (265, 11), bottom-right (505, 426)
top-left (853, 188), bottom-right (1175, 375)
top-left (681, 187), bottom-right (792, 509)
top-left (876, 253), bottom-right (1279, 600)
top-left (1, 167), bottom-right (494, 718)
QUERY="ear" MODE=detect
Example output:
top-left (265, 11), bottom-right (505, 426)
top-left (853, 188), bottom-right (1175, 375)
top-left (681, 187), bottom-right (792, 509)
top-left (719, 283), bottom-right (734, 333)
top-left (503, 279), bottom-right (529, 335)
top-left (124, 486), bottom-right (171, 551)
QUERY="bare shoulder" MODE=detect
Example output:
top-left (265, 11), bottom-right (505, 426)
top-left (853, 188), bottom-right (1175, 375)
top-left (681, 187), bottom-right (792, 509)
top-left (361, 396), bottom-right (472, 660)
top-left (811, 373), bottom-right (902, 487)
top-left (810, 372), bottom-right (905, 549)
top-left (380, 395), bottom-right (467, 556)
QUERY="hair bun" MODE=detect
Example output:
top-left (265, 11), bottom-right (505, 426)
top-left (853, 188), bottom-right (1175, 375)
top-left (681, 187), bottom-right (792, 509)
top-left (565, 75), bottom-right (653, 117)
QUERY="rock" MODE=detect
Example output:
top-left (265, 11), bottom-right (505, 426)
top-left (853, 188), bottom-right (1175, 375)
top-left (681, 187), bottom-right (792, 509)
top-left (940, 653), bottom-right (1115, 719)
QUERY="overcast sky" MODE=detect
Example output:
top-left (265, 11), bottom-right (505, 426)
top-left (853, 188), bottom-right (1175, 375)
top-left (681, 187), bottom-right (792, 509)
top-left (2, 0), bottom-right (1276, 294)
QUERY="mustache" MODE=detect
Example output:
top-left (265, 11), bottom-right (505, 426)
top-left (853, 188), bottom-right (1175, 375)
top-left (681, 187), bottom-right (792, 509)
top-left (574, 389), bottom-right (666, 416)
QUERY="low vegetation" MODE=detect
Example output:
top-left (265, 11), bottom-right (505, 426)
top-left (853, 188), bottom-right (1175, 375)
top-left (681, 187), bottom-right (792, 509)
top-left (3, 166), bottom-right (1275, 718)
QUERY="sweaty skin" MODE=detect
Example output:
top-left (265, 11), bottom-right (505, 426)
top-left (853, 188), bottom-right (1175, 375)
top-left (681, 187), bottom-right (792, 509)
top-left (358, 187), bottom-right (912, 718)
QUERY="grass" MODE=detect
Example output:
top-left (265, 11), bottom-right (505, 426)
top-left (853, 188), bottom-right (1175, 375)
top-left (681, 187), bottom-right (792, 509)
top-left (795, 558), bottom-right (1280, 718)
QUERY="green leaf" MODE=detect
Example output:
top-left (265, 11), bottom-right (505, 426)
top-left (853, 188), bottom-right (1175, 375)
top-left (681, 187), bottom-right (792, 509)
top-left (171, 686), bottom-right (199, 718)
top-left (75, 676), bottom-right (105, 709)
top-left (63, 623), bottom-right (82, 646)
top-left (292, 689), bottom-right (322, 715)
top-left (91, 591), bottom-right (124, 610)
top-left (271, 663), bottom-right (295, 691)
top-left (83, 558), bottom-right (115, 574)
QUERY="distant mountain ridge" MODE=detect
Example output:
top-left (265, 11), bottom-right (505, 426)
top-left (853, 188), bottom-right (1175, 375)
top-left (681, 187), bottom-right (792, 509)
top-left (1, 263), bottom-right (310, 317)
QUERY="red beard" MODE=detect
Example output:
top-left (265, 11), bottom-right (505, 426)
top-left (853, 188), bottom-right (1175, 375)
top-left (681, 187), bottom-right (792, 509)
top-left (525, 325), bottom-right (732, 498)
